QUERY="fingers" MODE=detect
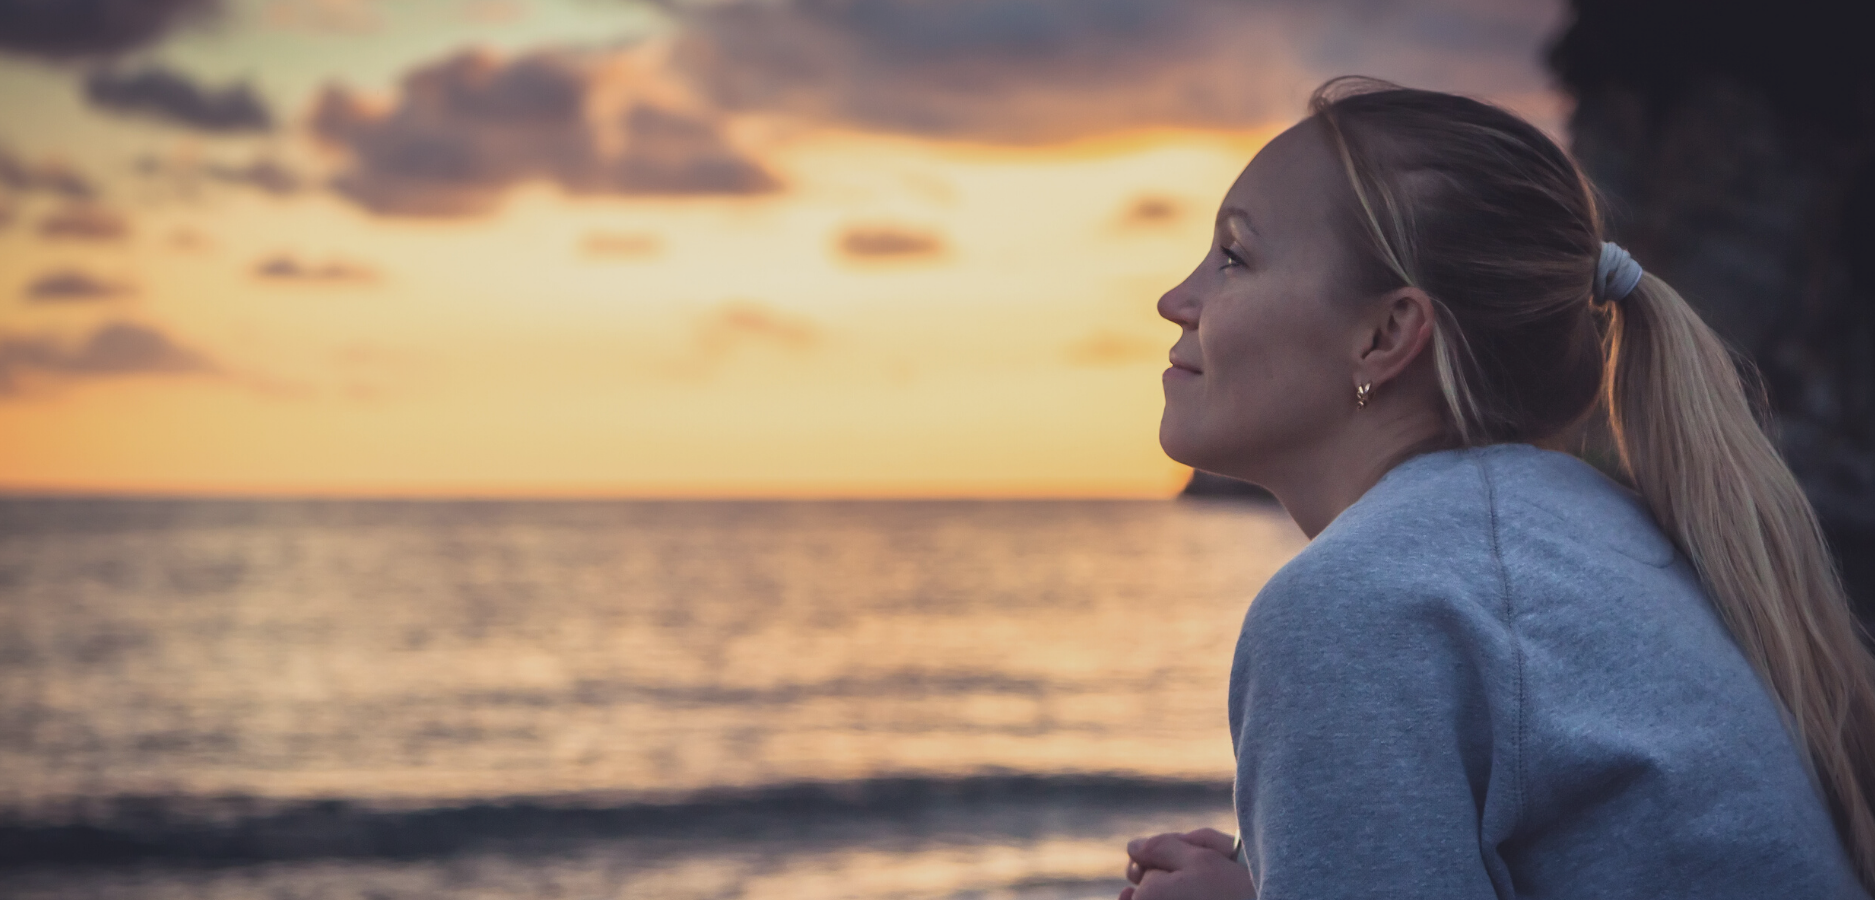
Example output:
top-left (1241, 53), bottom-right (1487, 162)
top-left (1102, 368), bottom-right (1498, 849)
top-left (1125, 850), bottom-right (1254, 900)
top-left (1127, 832), bottom-right (1207, 873)
top-left (1125, 834), bottom-right (1161, 866)
top-left (1127, 860), bottom-right (1145, 884)
top-left (1118, 888), bottom-right (1135, 900)
top-left (1179, 827), bottom-right (1238, 857)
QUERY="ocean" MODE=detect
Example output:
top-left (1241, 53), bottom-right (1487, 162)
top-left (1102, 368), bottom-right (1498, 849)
top-left (0, 497), bottom-right (1305, 899)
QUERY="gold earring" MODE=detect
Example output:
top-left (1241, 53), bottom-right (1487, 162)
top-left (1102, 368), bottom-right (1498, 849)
top-left (1355, 382), bottom-right (1373, 408)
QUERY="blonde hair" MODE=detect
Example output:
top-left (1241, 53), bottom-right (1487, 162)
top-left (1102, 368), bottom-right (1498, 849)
top-left (1311, 77), bottom-right (1875, 888)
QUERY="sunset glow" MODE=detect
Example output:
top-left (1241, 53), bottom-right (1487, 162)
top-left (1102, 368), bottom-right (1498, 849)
top-left (0, 0), bottom-right (1566, 496)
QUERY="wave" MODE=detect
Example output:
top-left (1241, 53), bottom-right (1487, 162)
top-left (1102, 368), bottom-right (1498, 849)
top-left (0, 773), bottom-right (1231, 866)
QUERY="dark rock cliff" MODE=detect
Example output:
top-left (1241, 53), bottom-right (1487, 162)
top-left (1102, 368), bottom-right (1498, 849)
top-left (1179, 470), bottom-right (1277, 502)
top-left (1552, 0), bottom-right (1875, 626)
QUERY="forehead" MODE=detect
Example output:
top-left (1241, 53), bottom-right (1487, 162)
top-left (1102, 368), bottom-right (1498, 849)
top-left (1218, 119), bottom-right (1345, 242)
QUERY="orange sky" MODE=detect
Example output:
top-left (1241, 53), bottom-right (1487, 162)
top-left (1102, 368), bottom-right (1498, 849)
top-left (0, 0), bottom-right (1567, 497)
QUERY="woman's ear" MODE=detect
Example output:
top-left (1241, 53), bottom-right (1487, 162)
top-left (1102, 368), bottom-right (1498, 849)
top-left (1351, 287), bottom-right (1437, 389)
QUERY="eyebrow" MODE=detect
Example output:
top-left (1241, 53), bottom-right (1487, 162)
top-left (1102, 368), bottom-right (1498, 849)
top-left (1216, 206), bottom-right (1256, 242)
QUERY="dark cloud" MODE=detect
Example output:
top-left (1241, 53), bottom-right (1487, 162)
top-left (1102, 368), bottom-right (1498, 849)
top-left (310, 47), bottom-right (780, 216)
top-left (85, 65), bottom-right (273, 132)
top-left (665, 0), bottom-right (1561, 143)
top-left (0, 0), bottom-right (219, 60)
top-left (204, 157), bottom-right (301, 194)
top-left (37, 204), bottom-right (130, 240)
top-left (300, 0), bottom-right (1557, 213)
top-left (0, 321), bottom-right (214, 395)
top-left (253, 253), bottom-right (377, 282)
top-left (0, 147), bottom-right (96, 199)
top-left (23, 268), bottom-right (133, 302)
top-left (837, 223), bottom-right (945, 260)
top-left (136, 154), bottom-right (304, 196)
top-left (671, 0), bottom-right (1280, 143)
top-left (581, 230), bottom-right (662, 259)
top-left (1120, 195), bottom-right (1183, 227)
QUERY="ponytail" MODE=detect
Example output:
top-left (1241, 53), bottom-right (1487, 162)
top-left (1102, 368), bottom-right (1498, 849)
top-left (1606, 273), bottom-right (1875, 885)
top-left (1308, 78), bottom-right (1875, 888)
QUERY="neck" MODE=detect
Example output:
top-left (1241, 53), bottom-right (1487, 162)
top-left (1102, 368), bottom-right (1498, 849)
top-left (1259, 404), bottom-right (1452, 538)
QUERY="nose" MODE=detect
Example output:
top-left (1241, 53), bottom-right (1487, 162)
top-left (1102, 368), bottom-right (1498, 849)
top-left (1157, 275), bottom-right (1199, 329)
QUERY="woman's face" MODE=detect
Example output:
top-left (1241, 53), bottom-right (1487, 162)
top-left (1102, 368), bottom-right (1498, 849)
top-left (1157, 119), bottom-right (1370, 482)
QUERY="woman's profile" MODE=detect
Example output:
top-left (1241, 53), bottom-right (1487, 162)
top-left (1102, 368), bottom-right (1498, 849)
top-left (1121, 79), bottom-right (1875, 899)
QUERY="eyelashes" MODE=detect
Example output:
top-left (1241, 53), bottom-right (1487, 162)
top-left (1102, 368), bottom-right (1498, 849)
top-left (1218, 246), bottom-right (1247, 270)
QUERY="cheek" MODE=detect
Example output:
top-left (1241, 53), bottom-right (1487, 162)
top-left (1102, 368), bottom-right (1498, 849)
top-left (1195, 297), bottom-right (1345, 450)
top-left (1209, 330), bottom-right (1317, 422)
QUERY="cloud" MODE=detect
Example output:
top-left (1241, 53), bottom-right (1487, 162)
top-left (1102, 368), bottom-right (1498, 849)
top-left (667, 299), bottom-right (820, 382)
top-left (302, 1), bottom-right (1556, 214)
top-left (310, 46), bottom-right (780, 216)
top-left (694, 299), bottom-right (818, 354)
top-left (0, 147), bottom-right (96, 199)
top-left (1119, 194), bottom-right (1183, 227)
top-left (837, 223), bottom-right (945, 260)
top-left (204, 157), bottom-right (301, 194)
top-left (461, 0), bottom-right (525, 25)
top-left (37, 204), bottom-right (130, 240)
top-left (0, 321), bottom-right (214, 395)
top-left (253, 253), bottom-right (377, 282)
top-left (136, 154), bottom-right (304, 196)
top-left (298, 1), bottom-right (1558, 213)
top-left (0, 0), bottom-right (219, 60)
top-left (1064, 330), bottom-right (1163, 367)
top-left (581, 230), bottom-right (662, 259)
top-left (84, 65), bottom-right (273, 132)
top-left (23, 268), bottom-right (134, 302)
top-left (263, 0), bottom-right (381, 34)
top-left (663, 0), bottom-right (1561, 143)
top-left (668, 0), bottom-right (1284, 143)
top-left (167, 226), bottom-right (214, 251)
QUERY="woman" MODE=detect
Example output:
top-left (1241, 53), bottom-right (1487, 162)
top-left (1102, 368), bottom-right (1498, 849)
top-left (1121, 79), bottom-right (1875, 899)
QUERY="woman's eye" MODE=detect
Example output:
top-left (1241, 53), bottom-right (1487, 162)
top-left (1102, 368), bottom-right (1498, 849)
top-left (1218, 247), bottom-right (1246, 270)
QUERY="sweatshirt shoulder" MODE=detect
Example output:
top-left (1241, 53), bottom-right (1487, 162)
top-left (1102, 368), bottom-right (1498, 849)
top-left (1478, 446), bottom-right (1677, 569)
top-left (1249, 449), bottom-right (1507, 635)
top-left (1251, 444), bottom-right (1674, 634)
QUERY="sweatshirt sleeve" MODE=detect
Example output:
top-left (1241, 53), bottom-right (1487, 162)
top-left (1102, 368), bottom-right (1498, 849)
top-left (1230, 561), bottom-right (1516, 900)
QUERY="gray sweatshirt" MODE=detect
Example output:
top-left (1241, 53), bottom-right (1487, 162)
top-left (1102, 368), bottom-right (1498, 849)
top-left (1229, 443), bottom-right (1865, 899)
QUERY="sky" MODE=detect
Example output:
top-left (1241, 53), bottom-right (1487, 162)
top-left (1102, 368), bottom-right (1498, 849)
top-left (0, 0), bottom-right (1569, 497)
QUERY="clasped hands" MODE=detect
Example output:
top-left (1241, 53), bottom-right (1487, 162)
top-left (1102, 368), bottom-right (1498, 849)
top-left (1120, 827), bottom-right (1256, 900)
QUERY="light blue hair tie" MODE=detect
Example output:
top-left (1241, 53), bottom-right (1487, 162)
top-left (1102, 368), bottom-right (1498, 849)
top-left (1596, 241), bottom-right (1644, 304)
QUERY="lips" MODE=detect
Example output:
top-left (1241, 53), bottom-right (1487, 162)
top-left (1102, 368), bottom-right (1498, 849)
top-left (1167, 354), bottom-right (1202, 375)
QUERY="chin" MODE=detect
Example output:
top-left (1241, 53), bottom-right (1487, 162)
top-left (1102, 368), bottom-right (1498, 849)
top-left (1157, 416), bottom-right (1210, 472)
top-left (1160, 417), bottom-right (1269, 484)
